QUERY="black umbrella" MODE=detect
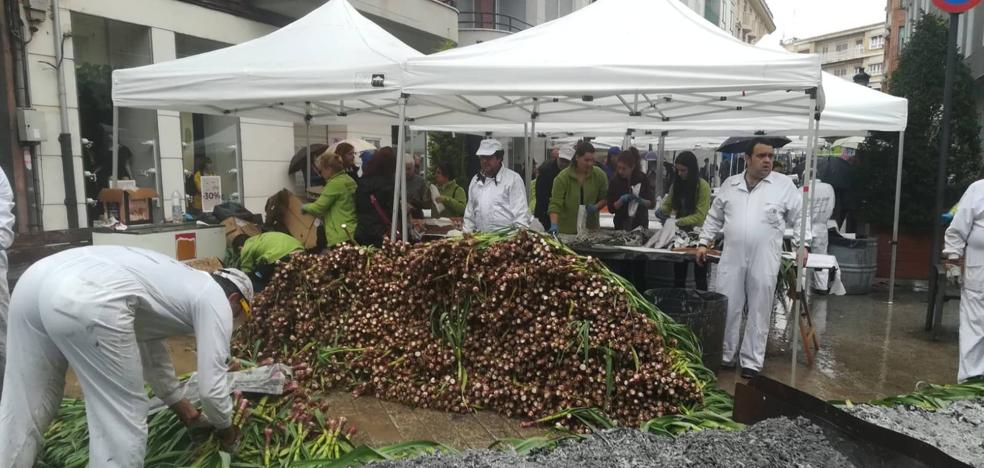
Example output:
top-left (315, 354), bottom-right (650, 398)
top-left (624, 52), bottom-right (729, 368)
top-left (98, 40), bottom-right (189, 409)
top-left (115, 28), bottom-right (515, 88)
top-left (716, 136), bottom-right (792, 154)
top-left (287, 144), bottom-right (330, 174)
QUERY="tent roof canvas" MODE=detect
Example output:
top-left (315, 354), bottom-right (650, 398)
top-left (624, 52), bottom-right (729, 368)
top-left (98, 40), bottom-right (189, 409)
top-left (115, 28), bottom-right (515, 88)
top-left (406, 0), bottom-right (821, 97)
top-left (112, 0), bottom-right (420, 123)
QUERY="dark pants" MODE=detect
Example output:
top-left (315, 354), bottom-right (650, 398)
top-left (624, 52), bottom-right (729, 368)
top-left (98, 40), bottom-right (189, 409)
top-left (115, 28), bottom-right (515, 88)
top-left (833, 188), bottom-right (856, 233)
top-left (673, 261), bottom-right (708, 291)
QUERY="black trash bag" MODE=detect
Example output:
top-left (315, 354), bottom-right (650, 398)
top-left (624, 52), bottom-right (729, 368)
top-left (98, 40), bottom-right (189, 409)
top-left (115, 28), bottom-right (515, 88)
top-left (212, 202), bottom-right (254, 223)
top-left (644, 288), bottom-right (728, 373)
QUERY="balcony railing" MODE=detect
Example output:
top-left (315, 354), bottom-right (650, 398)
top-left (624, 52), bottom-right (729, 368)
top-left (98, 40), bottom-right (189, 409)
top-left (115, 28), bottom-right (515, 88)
top-left (458, 11), bottom-right (533, 33)
top-left (821, 49), bottom-right (867, 64)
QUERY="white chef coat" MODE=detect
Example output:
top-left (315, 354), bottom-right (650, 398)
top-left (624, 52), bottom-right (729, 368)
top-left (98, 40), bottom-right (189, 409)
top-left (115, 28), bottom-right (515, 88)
top-left (0, 166), bottom-right (14, 398)
top-left (463, 167), bottom-right (531, 233)
top-left (810, 180), bottom-right (836, 289)
top-left (943, 179), bottom-right (984, 382)
top-left (700, 171), bottom-right (808, 371)
top-left (0, 246), bottom-right (234, 468)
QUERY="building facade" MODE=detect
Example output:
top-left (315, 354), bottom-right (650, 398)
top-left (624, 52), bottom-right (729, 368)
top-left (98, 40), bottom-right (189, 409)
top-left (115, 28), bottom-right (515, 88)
top-left (705, 0), bottom-right (739, 38)
top-left (734, 0), bottom-right (775, 44)
top-left (784, 23), bottom-right (887, 90)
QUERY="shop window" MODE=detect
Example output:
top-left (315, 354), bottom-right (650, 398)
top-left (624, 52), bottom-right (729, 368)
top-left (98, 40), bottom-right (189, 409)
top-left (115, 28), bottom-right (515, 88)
top-left (176, 34), bottom-right (242, 211)
top-left (72, 13), bottom-right (159, 224)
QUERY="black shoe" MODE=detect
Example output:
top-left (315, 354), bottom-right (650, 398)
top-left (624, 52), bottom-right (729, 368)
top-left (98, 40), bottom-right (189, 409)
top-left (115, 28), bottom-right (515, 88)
top-left (721, 361), bottom-right (737, 370)
top-left (740, 367), bottom-right (759, 379)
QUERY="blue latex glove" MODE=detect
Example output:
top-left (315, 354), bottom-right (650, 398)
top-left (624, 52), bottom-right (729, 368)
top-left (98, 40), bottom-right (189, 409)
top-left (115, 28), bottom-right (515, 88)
top-left (549, 223), bottom-right (560, 234)
top-left (618, 194), bottom-right (633, 205)
top-left (585, 204), bottom-right (599, 215)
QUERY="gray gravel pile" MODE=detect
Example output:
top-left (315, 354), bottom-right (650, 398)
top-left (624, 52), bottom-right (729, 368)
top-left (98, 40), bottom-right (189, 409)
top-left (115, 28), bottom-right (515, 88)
top-left (564, 228), bottom-right (655, 247)
top-left (372, 417), bottom-right (855, 467)
top-left (846, 399), bottom-right (984, 467)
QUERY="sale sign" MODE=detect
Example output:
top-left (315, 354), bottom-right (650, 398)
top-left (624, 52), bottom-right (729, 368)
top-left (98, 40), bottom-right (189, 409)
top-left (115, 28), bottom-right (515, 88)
top-left (200, 175), bottom-right (222, 213)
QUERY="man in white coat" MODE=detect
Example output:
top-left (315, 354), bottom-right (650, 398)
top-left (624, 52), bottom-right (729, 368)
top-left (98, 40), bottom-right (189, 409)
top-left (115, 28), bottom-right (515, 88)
top-left (943, 179), bottom-right (984, 382)
top-left (697, 139), bottom-right (808, 379)
top-left (0, 167), bottom-right (14, 398)
top-left (463, 139), bottom-right (531, 233)
top-left (0, 246), bottom-right (253, 467)
top-left (810, 179), bottom-right (836, 291)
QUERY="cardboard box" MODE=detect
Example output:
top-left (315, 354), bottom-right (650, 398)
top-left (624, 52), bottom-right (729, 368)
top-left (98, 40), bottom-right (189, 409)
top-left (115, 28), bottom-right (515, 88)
top-left (98, 187), bottom-right (157, 225)
top-left (183, 256), bottom-right (224, 273)
top-left (222, 217), bottom-right (262, 245)
top-left (266, 189), bottom-right (319, 249)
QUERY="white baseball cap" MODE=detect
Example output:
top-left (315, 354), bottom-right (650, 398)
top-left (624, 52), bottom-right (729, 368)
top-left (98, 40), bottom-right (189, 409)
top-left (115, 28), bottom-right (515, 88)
top-left (476, 139), bottom-right (503, 156)
top-left (558, 145), bottom-right (575, 161)
top-left (214, 268), bottom-right (255, 305)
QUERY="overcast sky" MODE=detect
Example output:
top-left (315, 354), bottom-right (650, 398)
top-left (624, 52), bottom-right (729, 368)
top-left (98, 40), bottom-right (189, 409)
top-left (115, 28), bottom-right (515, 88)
top-left (765, 0), bottom-right (887, 41)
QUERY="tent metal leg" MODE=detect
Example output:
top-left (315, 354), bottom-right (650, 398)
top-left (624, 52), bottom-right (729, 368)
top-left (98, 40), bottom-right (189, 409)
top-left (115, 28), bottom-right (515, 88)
top-left (305, 102), bottom-right (312, 191)
top-left (399, 120), bottom-right (409, 241)
top-left (792, 94), bottom-right (819, 384)
top-left (529, 100), bottom-right (539, 187)
top-left (391, 96), bottom-right (407, 241)
top-left (523, 123), bottom-right (530, 185)
top-left (409, 129), bottom-right (416, 171)
top-left (657, 132), bottom-right (666, 191)
top-left (889, 131), bottom-right (905, 304)
top-left (111, 106), bottom-right (119, 186)
top-left (423, 131), bottom-right (429, 175)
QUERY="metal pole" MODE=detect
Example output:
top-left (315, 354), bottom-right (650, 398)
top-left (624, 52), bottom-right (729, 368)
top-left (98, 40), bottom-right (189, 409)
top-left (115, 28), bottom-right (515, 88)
top-left (112, 106), bottom-right (119, 186)
top-left (889, 131), bottom-right (905, 304)
top-left (391, 96), bottom-right (407, 240)
top-left (793, 92), bottom-right (819, 383)
top-left (423, 131), bottom-right (430, 175)
top-left (523, 123), bottom-right (530, 186)
top-left (929, 13), bottom-right (959, 307)
top-left (529, 100), bottom-right (539, 187)
top-left (409, 129), bottom-right (417, 173)
top-left (304, 102), bottom-right (312, 190)
top-left (52, 0), bottom-right (78, 228)
top-left (398, 101), bottom-right (409, 241)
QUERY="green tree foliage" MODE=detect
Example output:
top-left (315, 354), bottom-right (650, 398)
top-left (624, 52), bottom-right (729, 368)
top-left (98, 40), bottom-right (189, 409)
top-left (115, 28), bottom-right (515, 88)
top-left (426, 132), bottom-right (470, 188)
top-left (857, 14), bottom-right (981, 227)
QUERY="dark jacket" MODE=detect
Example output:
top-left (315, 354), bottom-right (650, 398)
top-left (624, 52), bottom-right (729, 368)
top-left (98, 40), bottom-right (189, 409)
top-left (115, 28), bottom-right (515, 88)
top-left (607, 171), bottom-right (654, 231)
top-left (346, 166), bottom-right (360, 183)
top-left (535, 159), bottom-right (565, 228)
top-left (354, 175), bottom-right (395, 247)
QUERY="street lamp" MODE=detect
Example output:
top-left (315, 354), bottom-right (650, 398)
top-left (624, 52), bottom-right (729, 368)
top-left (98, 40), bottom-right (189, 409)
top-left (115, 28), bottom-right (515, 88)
top-left (853, 67), bottom-right (871, 87)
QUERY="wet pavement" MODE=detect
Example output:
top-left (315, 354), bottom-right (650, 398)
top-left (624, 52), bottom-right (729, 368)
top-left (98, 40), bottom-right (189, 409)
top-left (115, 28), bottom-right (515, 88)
top-left (716, 287), bottom-right (960, 403)
top-left (61, 285), bottom-right (963, 449)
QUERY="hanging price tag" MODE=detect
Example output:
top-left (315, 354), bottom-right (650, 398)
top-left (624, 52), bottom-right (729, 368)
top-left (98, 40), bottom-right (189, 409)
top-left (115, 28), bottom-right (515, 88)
top-left (200, 175), bottom-right (222, 213)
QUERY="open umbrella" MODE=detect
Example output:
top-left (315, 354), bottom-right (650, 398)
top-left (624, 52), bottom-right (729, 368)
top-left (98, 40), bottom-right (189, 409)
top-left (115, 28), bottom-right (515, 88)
top-left (329, 138), bottom-right (377, 154)
top-left (716, 136), bottom-right (792, 154)
top-left (287, 144), bottom-right (329, 174)
top-left (831, 136), bottom-right (865, 150)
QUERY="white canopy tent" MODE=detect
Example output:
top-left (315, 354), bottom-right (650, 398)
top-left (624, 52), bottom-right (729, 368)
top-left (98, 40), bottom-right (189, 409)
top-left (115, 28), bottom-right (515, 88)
top-left (411, 29), bottom-right (910, 303)
top-left (400, 0), bottom-right (823, 242)
top-left (112, 0), bottom-right (418, 123)
top-left (110, 0), bottom-right (425, 201)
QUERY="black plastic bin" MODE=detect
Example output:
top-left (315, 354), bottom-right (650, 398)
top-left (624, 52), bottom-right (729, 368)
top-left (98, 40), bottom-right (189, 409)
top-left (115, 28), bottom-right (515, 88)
top-left (643, 288), bottom-right (728, 373)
